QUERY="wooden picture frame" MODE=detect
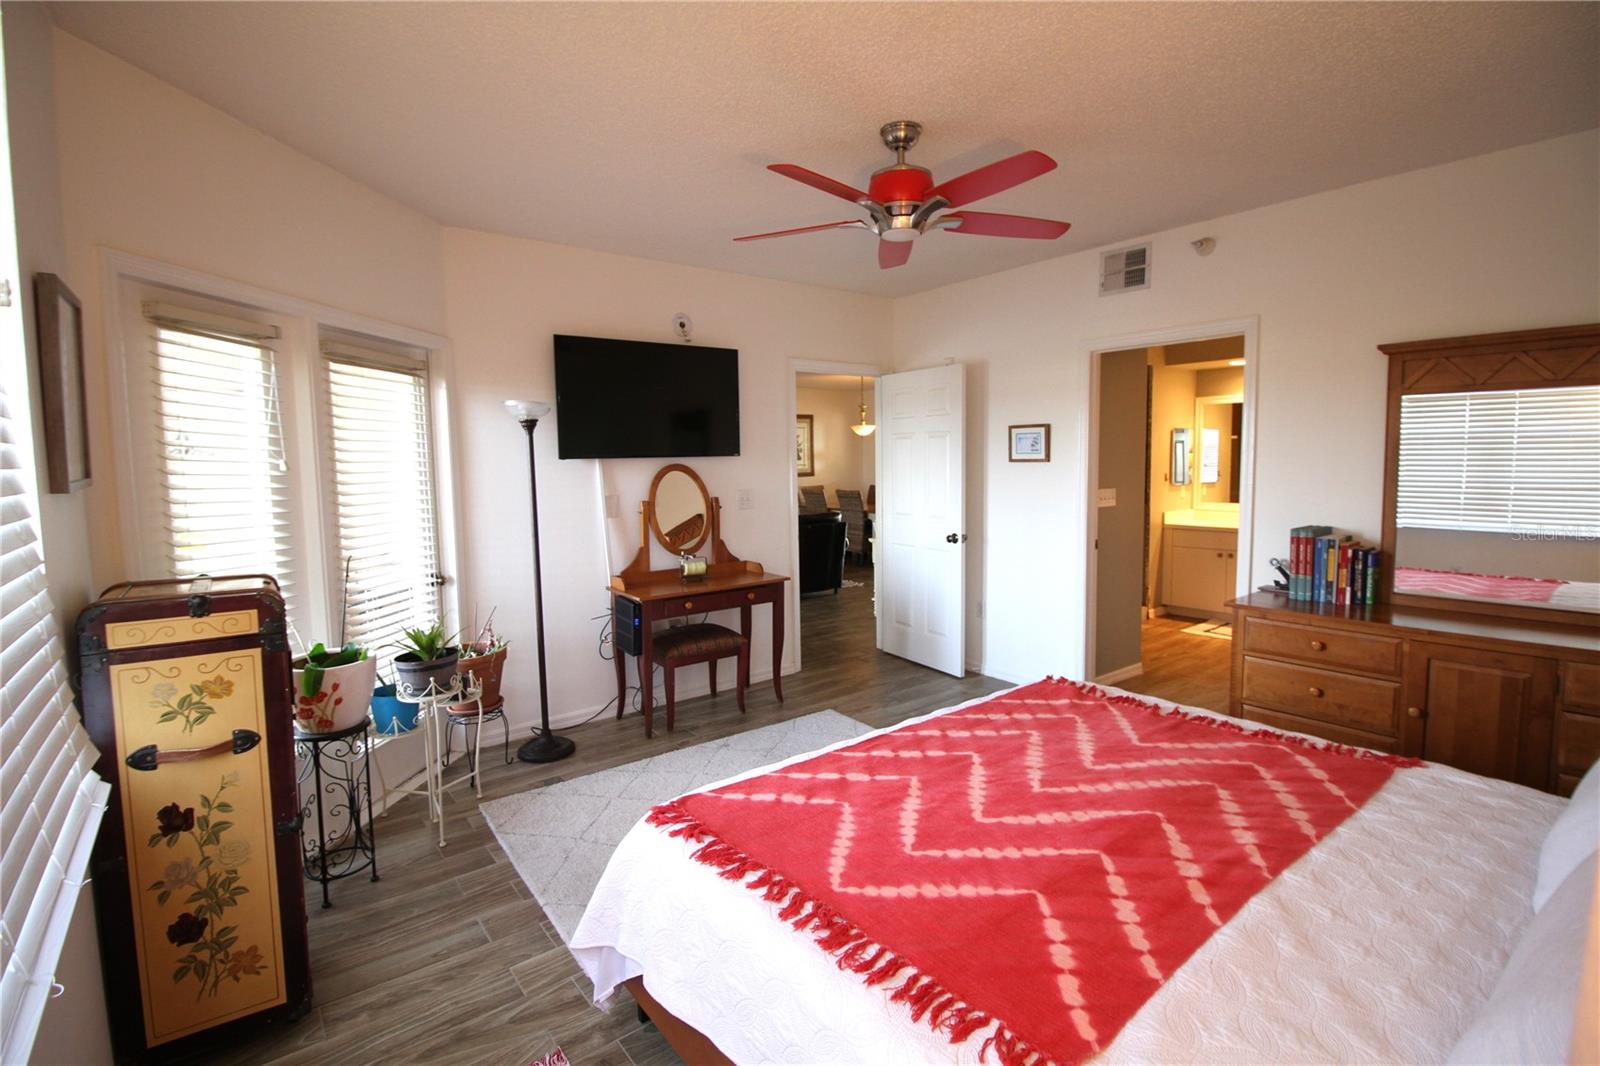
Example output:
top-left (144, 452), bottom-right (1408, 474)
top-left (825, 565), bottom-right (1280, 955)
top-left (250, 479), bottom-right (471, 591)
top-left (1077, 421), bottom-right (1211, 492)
top-left (795, 414), bottom-right (815, 477)
top-left (34, 273), bottom-right (91, 493)
top-left (1008, 423), bottom-right (1050, 463)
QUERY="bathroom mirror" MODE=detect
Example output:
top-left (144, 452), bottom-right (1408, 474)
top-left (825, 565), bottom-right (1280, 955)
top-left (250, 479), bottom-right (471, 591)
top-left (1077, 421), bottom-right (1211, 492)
top-left (1170, 428), bottom-right (1191, 486)
top-left (1195, 395), bottom-right (1242, 508)
top-left (1381, 325), bottom-right (1600, 621)
top-left (648, 463), bottom-right (712, 555)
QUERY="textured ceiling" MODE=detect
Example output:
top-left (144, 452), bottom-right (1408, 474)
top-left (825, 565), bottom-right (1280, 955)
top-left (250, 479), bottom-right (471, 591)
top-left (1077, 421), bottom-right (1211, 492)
top-left (49, 2), bottom-right (1599, 297)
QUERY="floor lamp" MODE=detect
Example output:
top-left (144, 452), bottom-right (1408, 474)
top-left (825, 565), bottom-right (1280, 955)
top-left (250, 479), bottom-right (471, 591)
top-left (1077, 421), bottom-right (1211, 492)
top-left (505, 400), bottom-right (576, 764)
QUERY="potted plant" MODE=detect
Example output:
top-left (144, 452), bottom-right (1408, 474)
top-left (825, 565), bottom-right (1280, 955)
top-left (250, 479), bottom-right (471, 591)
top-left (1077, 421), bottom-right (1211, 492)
top-left (369, 674), bottom-right (419, 735)
top-left (292, 642), bottom-right (375, 734)
top-left (458, 615), bottom-right (509, 708)
top-left (392, 622), bottom-right (459, 697)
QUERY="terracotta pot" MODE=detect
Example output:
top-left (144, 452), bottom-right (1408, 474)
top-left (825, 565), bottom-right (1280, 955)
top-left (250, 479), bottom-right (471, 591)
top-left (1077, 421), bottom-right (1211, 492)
top-left (392, 648), bottom-right (460, 699)
top-left (291, 656), bottom-right (377, 734)
top-left (458, 644), bottom-right (507, 708)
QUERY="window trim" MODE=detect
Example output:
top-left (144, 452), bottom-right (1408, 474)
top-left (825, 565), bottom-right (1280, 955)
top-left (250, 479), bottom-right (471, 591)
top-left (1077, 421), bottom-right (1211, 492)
top-left (99, 249), bottom-right (463, 647)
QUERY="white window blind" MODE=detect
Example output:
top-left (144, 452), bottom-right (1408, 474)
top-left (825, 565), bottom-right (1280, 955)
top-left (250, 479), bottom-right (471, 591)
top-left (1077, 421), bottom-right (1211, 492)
top-left (1397, 385), bottom-right (1600, 537)
top-left (321, 343), bottom-right (441, 654)
top-left (0, 382), bottom-right (109, 1064)
top-left (142, 306), bottom-right (300, 611)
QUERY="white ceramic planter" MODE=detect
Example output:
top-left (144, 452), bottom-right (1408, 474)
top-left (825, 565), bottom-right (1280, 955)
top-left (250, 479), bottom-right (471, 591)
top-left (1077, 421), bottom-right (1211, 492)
top-left (291, 656), bottom-right (377, 734)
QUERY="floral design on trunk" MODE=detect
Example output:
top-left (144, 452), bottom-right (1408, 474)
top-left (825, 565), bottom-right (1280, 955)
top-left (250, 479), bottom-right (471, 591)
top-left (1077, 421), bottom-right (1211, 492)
top-left (145, 772), bottom-right (265, 999)
top-left (148, 675), bottom-right (234, 735)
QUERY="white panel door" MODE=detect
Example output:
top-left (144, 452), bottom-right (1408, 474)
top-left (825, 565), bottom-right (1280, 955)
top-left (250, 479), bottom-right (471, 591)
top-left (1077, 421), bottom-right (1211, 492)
top-left (876, 363), bottom-right (965, 676)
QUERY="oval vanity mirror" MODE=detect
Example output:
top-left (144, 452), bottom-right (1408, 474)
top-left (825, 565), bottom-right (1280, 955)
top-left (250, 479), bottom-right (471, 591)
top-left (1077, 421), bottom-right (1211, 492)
top-left (649, 464), bottom-right (712, 555)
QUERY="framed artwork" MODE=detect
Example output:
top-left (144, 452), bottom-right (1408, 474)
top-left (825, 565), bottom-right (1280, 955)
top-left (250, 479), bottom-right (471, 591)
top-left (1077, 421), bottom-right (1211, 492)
top-left (1008, 423), bottom-right (1051, 463)
top-left (34, 274), bottom-right (91, 493)
top-left (795, 414), bottom-right (815, 477)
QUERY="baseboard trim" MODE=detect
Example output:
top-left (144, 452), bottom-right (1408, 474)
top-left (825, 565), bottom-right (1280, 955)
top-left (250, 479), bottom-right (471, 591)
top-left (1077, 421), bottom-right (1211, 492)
top-left (1094, 662), bottom-right (1144, 686)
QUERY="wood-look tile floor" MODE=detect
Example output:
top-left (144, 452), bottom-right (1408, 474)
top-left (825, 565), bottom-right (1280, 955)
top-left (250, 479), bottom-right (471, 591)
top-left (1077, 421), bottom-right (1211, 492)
top-left (203, 567), bottom-right (1009, 1066)
top-left (1116, 615), bottom-right (1233, 712)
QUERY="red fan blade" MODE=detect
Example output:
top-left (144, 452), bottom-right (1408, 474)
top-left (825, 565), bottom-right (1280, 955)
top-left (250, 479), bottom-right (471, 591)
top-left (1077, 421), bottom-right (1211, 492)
top-left (878, 239), bottom-right (913, 269)
top-left (768, 164), bottom-right (870, 204)
top-left (942, 211), bottom-right (1071, 240)
top-left (735, 220), bottom-right (867, 242)
top-left (927, 150), bottom-right (1057, 207)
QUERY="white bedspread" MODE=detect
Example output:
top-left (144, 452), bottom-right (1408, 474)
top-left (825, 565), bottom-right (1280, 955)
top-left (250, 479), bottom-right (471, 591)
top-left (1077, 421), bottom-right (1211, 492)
top-left (570, 686), bottom-right (1564, 1065)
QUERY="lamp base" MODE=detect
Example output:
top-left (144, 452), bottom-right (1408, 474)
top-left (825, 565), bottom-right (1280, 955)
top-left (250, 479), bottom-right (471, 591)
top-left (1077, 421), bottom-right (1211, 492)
top-left (517, 729), bottom-right (576, 764)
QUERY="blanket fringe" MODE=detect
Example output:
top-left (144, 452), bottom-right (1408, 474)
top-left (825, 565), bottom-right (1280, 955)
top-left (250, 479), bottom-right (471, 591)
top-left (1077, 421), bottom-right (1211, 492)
top-left (1042, 677), bottom-right (1425, 768)
top-left (645, 800), bottom-right (1055, 1066)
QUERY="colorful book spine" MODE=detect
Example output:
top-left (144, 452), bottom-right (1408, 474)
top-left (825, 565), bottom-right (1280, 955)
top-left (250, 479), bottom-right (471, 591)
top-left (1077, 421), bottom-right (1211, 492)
top-left (1289, 526), bottom-right (1307, 600)
top-left (1350, 548), bottom-right (1367, 607)
top-left (1364, 548), bottom-right (1380, 605)
top-left (1312, 535), bottom-right (1328, 603)
top-left (1336, 543), bottom-right (1352, 605)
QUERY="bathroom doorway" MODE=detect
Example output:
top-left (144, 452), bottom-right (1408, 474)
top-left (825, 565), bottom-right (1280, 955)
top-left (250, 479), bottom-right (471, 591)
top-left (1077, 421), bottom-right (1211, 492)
top-left (1088, 327), bottom-right (1256, 712)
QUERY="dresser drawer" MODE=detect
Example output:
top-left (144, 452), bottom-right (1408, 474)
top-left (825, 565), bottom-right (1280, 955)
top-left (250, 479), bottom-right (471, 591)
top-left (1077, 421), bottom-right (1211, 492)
top-left (1241, 704), bottom-right (1403, 755)
top-left (1557, 711), bottom-right (1600, 775)
top-left (653, 585), bottom-right (774, 619)
top-left (1561, 662), bottom-right (1600, 713)
top-left (1241, 616), bottom-right (1401, 677)
top-left (1242, 656), bottom-right (1401, 737)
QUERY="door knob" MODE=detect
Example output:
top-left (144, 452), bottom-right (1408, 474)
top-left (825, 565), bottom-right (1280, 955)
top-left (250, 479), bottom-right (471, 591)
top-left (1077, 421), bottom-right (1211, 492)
top-left (1407, 706), bottom-right (1425, 719)
top-left (945, 533), bottom-right (967, 544)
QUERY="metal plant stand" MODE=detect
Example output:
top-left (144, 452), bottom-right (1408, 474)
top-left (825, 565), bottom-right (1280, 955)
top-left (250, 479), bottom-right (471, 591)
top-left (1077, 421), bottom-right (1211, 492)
top-left (390, 672), bottom-right (483, 848)
top-left (294, 717), bottom-right (379, 909)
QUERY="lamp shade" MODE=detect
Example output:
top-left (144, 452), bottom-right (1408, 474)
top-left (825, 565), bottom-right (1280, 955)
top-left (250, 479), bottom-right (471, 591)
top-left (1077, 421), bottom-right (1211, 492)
top-left (504, 399), bottom-right (551, 421)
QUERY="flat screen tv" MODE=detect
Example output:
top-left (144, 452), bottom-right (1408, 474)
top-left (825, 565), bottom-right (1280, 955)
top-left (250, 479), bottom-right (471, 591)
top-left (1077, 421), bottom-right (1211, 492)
top-left (553, 334), bottom-right (740, 459)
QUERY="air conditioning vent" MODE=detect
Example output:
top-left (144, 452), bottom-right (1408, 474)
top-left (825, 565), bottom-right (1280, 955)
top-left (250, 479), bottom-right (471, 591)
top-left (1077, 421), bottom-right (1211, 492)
top-left (1100, 243), bottom-right (1151, 295)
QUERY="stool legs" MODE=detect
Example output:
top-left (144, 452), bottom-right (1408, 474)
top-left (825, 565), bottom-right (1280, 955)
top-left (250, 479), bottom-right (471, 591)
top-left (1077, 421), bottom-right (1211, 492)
top-left (708, 659), bottom-right (718, 697)
top-left (736, 644), bottom-right (749, 714)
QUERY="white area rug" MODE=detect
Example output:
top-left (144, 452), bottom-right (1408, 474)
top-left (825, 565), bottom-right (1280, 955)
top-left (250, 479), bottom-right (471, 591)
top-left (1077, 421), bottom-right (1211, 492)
top-left (1181, 621), bottom-right (1233, 640)
top-left (480, 711), bottom-right (871, 942)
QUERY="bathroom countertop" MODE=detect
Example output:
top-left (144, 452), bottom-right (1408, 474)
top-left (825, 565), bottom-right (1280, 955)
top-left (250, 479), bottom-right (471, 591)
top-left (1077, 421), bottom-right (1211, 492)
top-left (1163, 509), bottom-right (1239, 532)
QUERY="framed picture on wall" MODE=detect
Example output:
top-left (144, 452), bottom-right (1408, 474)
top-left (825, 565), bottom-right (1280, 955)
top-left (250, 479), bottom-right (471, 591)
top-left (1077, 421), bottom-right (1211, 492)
top-left (33, 273), bottom-right (92, 493)
top-left (795, 414), bottom-right (815, 477)
top-left (1008, 423), bottom-right (1050, 463)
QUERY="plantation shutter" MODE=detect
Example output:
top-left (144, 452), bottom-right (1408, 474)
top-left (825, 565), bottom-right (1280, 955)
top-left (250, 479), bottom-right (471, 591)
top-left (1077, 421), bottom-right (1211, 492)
top-left (320, 341), bottom-right (440, 655)
top-left (0, 381), bottom-right (110, 1063)
top-left (1397, 385), bottom-right (1600, 536)
top-left (141, 304), bottom-right (300, 617)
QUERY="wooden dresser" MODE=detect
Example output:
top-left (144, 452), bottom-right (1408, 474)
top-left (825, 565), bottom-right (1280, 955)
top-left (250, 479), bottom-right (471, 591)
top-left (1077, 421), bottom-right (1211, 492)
top-left (1230, 591), bottom-right (1600, 794)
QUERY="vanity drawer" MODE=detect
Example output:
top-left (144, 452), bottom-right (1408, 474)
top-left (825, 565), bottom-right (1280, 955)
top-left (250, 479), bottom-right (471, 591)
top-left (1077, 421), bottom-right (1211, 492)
top-left (1241, 617), bottom-right (1401, 677)
top-left (1561, 662), bottom-right (1600, 713)
top-left (1557, 711), bottom-right (1600, 775)
top-left (1242, 656), bottom-right (1401, 737)
top-left (1169, 528), bottom-right (1236, 551)
top-left (655, 585), bottom-right (774, 619)
top-left (1241, 704), bottom-right (1403, 755)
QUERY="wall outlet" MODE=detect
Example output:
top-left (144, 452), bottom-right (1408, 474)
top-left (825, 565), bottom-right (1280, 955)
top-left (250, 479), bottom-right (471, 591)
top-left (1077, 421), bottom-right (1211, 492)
top-left (604, 492), bottom-right (619, 518)
top-left (1097, 487), bottom-right (1117, 508)
top-left (737, 488), bottom-right (754, 510)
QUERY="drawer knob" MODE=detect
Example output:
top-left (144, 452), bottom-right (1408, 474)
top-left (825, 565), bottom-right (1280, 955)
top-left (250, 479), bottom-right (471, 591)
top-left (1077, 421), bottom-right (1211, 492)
top-left (1309, 640), bottom-right (1326, 651)
top-left (683, 601), bottom-right (694, 610)
top-left (1407, 706), bottom-right (1425, 719)
top-left (1308, 686), bottom-right (1324, 698)
top-left (747, 592), bottom-right (757, 602)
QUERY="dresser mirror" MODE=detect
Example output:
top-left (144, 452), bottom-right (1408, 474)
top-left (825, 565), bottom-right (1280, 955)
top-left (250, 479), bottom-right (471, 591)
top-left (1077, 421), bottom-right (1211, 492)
top-left (1380, 325), bottom-right (1600, 623)
top-left (1194, 395), bottom-right (1243, 508)
top-left (649, 463), bottom-right (712, 555)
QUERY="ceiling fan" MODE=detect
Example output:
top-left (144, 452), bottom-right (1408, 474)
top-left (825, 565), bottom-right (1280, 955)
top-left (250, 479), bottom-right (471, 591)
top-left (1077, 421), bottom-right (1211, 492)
top-left (735, 120), bottom-right (1070, 269)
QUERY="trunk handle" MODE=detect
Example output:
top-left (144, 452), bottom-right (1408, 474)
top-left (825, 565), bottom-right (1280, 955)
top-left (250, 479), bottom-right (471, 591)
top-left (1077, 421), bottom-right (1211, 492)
top-left (125, 729), bottom-right (261, 771)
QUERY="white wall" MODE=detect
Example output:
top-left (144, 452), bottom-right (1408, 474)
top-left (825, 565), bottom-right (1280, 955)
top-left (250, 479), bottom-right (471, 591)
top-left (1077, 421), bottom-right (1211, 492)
top-left (440, 228), bottom-right (891, 730)
top-left (52, 29), bottom-right (448, 590)
top-left (796, 383), bottom-right (874, 505)
top-left (893, 130), bottom-right (1600, 683)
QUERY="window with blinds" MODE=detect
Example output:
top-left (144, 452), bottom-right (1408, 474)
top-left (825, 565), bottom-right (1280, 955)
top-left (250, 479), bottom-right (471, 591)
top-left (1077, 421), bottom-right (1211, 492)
top-left (1397, 385), bottom-right (1600, 537)
top-left (1, 382), bottom-right (110, 1063)
top-left (143, 305), bottom-right (299, 611)
top-left (321, 342), bottom-right (441, 654)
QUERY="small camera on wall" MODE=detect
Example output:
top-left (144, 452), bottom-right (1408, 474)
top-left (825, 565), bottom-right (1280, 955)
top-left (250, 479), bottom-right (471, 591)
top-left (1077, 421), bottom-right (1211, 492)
top-left (672, 313), bottom-right (693, 342)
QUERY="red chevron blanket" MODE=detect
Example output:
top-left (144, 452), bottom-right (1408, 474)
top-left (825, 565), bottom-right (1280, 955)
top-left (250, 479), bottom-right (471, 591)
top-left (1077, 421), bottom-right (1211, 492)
top-left (647, 679), bottom-right (1419, 1066)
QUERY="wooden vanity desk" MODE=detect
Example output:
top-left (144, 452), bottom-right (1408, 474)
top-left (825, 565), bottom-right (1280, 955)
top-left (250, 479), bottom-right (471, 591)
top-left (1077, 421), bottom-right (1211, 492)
top-left (610, 464), bottom-right (788, 736)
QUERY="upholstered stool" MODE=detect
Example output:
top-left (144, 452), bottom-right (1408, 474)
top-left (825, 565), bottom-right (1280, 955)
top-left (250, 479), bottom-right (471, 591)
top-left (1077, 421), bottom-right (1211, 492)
top-left (646, 622), bottom-right (748, 737)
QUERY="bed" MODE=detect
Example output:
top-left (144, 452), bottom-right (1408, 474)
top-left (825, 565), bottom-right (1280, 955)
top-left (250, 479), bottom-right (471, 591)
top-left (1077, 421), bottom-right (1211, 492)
top-left (571, 681), bottom-right (1585, 1065)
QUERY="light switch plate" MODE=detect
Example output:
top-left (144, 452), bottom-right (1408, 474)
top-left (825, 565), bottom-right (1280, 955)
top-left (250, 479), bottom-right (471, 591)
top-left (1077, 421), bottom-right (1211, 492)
top-left (1097, 488), bottom-right (1117, 508)
top-left (737, 488), bottom-right (754, 510)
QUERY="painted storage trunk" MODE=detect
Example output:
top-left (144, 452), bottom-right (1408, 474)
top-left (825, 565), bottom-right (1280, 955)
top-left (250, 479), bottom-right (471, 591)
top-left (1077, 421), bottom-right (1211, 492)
top-left (76, 576), bottom-right (310, 1060)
